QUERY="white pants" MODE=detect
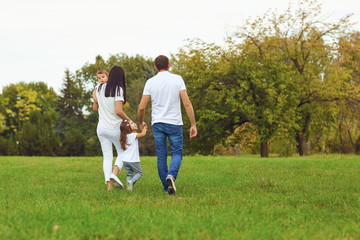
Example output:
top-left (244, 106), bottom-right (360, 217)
top-left (97, 126), bottom-right (123, 183)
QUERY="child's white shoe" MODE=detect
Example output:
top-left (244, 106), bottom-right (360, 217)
top-left (126, 181), bottom-right (133, 192)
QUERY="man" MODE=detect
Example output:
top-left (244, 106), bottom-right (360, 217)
top-left (138, 55), bottom-right (197, 195)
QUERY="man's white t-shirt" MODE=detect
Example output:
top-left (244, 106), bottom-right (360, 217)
top-left (96, 83), bottom-right (124, 129)
top-left (143, 71), bottom-right (186, 126)
top-left (122, 133), bottom-right (140, 162)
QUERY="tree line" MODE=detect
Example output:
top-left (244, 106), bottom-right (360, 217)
top-left (0, 0), bottom-right (359, 157)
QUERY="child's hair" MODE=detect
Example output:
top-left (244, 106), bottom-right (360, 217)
top-left (98, 66), bottom-right (126, 104)
top-left (120, 120), bottom-right (132, 151)
top-left (96, 70), bottom-right (109, 77)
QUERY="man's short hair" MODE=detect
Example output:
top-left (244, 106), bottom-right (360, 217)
top-left (155, 55), bottom-right (169, 71)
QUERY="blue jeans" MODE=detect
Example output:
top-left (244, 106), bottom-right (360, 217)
top-left (152, 123), bottom-right (183, 191)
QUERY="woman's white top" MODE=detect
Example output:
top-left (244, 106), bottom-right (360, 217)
top-left (96, 83), bottom-right (124, 129)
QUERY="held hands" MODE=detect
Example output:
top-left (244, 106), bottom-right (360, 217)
top-left (142, 122), bottom-right (148, 133)
top-left (140, 122), bottom-right (147, 131)
top-left (136, 122), bottom-right (148, 138)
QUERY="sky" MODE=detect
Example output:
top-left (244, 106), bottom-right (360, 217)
top-left (0, 0), bottom-right (359, 94)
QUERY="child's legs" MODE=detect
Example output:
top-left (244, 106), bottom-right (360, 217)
top-left (123, 162), bottom-right (143, 184)
top-left (123, 162), bottom-right (134, 182)
top-left (129, 162), bottom-right (143, 185)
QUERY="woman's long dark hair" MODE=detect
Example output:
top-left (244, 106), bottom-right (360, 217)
top-left (120, 120), bottom-right (132, 151)
top-left (98, 65), bottom-right (126, 104)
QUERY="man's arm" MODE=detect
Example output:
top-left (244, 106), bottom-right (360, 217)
top-left (180, 90), bottom-right (197, 139)
top-left (138, 95), bottom-right (150, 130)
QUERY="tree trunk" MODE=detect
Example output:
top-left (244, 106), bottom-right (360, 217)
top-left (295, 113), bottom-right (311, 156)
top-left (339, 121), bottom-right (345, 153)
top-left (296, 133), bottom-right (307, 156)
top-left (355, 135), bottom-right (360, 154)
top-left (260, 142), bottom-right (269, 157)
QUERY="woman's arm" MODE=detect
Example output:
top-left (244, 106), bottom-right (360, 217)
top-left (115, 101), bottom-right (130, 121)
top-left (93, 89), bottom-right (99, 112)
top-left (93, 101), bottom-right (99, 112)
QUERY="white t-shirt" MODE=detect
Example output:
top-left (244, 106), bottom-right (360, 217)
top-left (122, 133), bottom-right (140, 162)
top-left (96, 83), bottom-right (124, 129)
top-left (143, 71), bottom-right (186, 125)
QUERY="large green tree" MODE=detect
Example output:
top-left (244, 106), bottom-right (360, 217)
top-left (233, 0), bottom-right (353, 155)
top-left (328, 32), bottom-right (360, 153)
top-left (172, 0), bottom-right (355, 156)
top-left (172, 40), bottom-right (247, 155)
top-left (173, 37), bottom-right (298, 157)
top-left (226, 37), bottom-right (299, 157)
top-left (0, 82), bottom-right (58, 155)
top-left (56, 69), bottom-right (85, 133)
top-left (55, 69), bottom-right (87, 156)
top-left (0, 82), bottom-right (57, 136)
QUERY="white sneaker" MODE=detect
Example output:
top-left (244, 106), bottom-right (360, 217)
top-left (126, 181), bottom-right (133, 192)
top-left (110, 173), bottom-right (123, 189)
top-left (166, 176), bottom-right (176, 195)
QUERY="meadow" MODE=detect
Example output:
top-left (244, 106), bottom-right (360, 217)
top-left (0, 155), bottom-right (359, 239)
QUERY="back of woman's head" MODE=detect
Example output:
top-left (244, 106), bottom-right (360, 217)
top-left (120, 120), bottom-right (132, 150)
top-left (104, 65), bottom-right (126, 103)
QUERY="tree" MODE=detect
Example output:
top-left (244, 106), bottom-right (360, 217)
top-left (233, 0), bottom-right (353, 155)
top-left (172, 35), bottom-right (297, 157)
top-left (172, 40), bottom-right (247, 155)
top-left (0, 82), bottom-right (57, 134)
top-left (7, 134), bottom-right (17, 156)
top-left (225, 37), bottom-right (299, 157)
top-left (0, 83), bottom-right (40, 134)
top-left (172, 0), bottom-right (355, 157)
top-left (61, 129), bottom-right (85, 156)
top-left (0, 113), bottom-right (6, 134)
top-left (330, 32), bottom-right (360, 153)
top-left (19, 111), bottom-right (60, 156)
top-left (337, 32), bottom-right (360, 83)
top-left (56, 69), bottom-right (85, 134)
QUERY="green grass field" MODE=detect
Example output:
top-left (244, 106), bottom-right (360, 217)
top-left (0, 155), bottom-right (359, 239)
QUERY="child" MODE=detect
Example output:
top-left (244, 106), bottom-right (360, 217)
top-left (113, 120), bottom-right (147, 191)
top-left (93, 70), bottom-right (109, 111)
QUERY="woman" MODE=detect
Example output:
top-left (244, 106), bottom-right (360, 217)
top-left (94, 66), bottom-right (131, 190)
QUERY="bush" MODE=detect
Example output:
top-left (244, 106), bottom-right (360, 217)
top-left (61, 129), bottom-right (86, 156)
top-left (19, 112), bottom-right (60, 156)
top-left (0, 136), bottom-right (8, 155)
